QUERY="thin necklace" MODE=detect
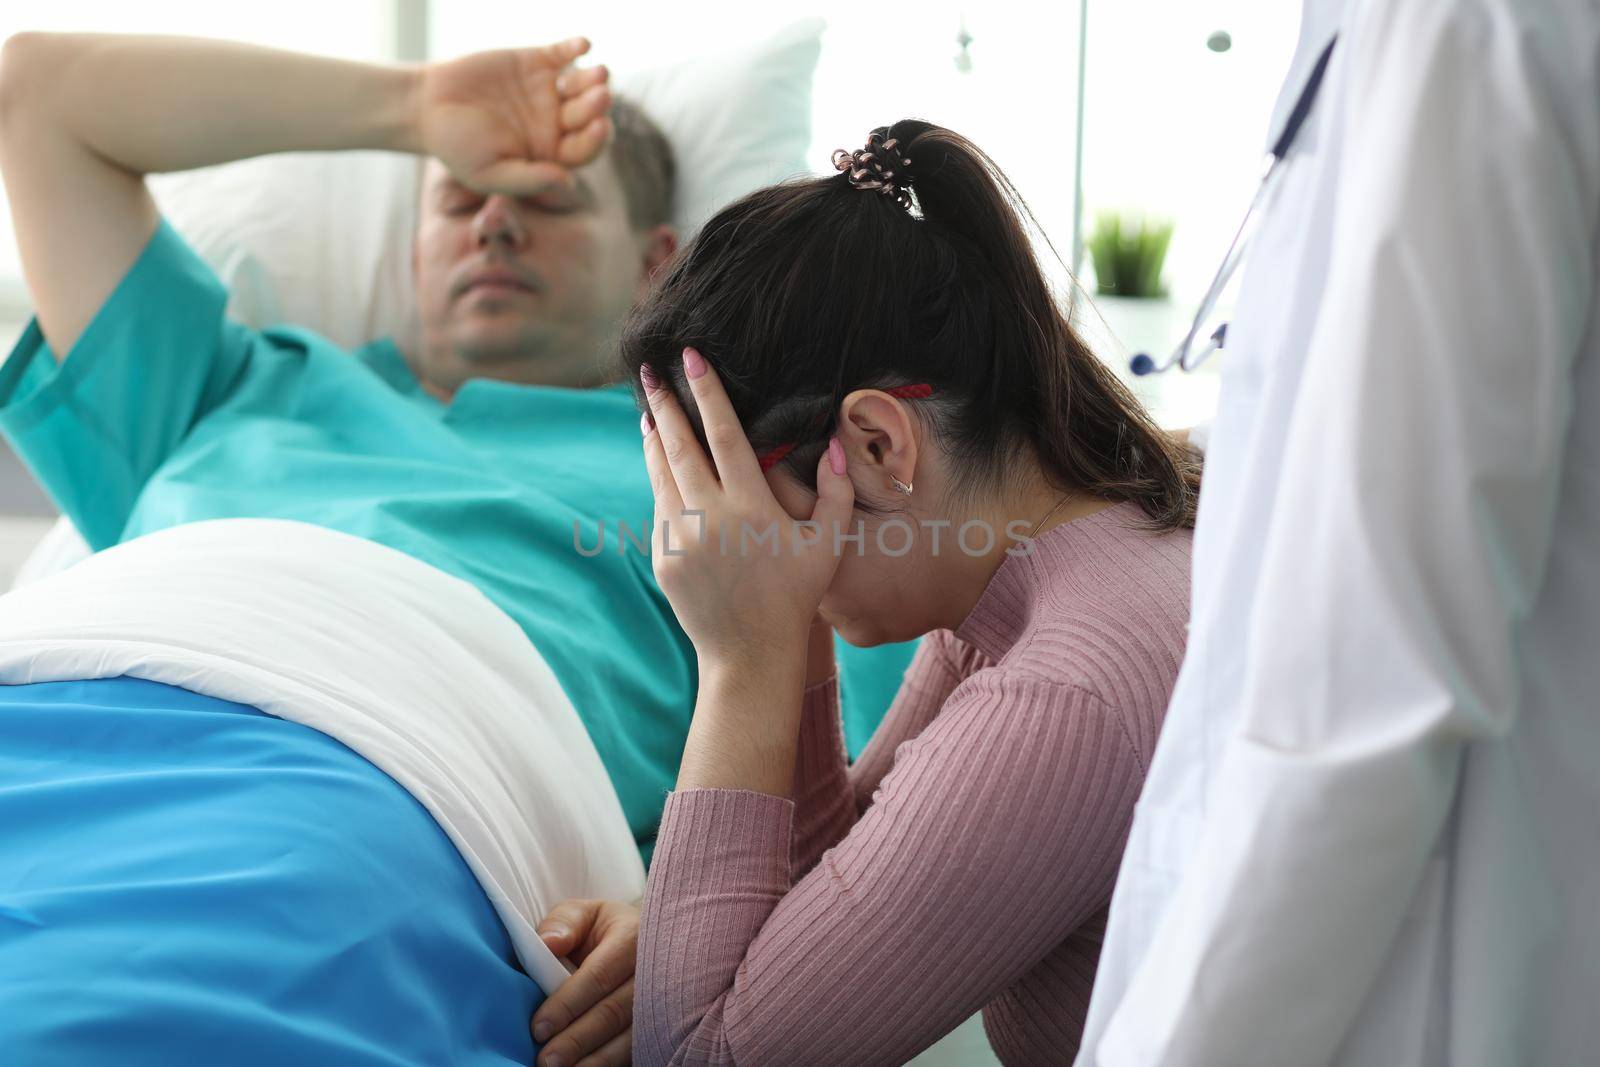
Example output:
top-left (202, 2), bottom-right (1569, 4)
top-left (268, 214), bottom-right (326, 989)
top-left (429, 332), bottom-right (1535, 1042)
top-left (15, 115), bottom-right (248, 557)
top-left (1027, 495), bottom-right (1076, 540)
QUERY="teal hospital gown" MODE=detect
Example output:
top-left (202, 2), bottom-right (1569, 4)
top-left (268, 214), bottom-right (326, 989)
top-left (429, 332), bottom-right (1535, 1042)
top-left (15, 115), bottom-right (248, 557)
top-left (0, 219), bottom-right (695, 861)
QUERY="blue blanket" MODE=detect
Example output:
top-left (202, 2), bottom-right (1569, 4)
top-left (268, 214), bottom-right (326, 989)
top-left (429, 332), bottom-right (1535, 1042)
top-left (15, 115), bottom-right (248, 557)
top-left (0, 677), bottom-right (542, 1065)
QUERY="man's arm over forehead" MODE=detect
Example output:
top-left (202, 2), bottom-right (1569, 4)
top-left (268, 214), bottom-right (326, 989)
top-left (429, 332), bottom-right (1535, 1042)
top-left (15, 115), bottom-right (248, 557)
top-left (0, 32), bottom-right (425, 358)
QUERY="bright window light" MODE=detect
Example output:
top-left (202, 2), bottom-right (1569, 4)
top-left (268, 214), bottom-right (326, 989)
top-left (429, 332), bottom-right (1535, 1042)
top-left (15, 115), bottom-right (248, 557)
top-left (432, 3), bottom-right (1082, 279)
top-left (1081, 1), bottom-right (1299, 301)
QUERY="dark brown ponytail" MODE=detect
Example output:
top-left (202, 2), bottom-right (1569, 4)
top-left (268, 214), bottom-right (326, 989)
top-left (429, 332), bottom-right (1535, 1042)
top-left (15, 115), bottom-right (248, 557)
top-left (620, 119), bottom-right (1200, 531)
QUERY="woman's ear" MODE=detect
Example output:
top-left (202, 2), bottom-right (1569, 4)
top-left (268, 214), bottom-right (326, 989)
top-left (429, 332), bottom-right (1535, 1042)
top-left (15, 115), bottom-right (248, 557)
top-left (837, 390), bottom-right (920, 493)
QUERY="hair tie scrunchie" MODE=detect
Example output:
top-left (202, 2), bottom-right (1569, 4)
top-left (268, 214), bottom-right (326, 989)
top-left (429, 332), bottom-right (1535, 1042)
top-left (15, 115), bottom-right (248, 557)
top-left (831, 130), bottom-right (914, 211)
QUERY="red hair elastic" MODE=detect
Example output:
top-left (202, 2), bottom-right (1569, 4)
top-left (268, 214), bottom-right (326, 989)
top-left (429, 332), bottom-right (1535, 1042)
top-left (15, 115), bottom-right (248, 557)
top-left (756, 384), bottom-right (934, 473)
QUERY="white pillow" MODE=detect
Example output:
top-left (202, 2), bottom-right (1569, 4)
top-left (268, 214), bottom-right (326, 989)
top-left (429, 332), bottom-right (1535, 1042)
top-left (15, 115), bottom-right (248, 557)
top-left (619, 18), bottom-right (824, 244)
top-left (15, 19), bottom-right (824, 587)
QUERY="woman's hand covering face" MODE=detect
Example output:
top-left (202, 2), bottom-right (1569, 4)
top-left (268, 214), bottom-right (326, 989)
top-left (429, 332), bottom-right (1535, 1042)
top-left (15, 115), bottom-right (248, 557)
top-left (638, 348), bottom-right (855, 668)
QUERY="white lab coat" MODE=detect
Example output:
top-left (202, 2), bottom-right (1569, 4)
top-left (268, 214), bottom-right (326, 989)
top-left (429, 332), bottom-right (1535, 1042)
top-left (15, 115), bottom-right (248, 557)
top-left (1077, 0), bottom-right (1600, 1064)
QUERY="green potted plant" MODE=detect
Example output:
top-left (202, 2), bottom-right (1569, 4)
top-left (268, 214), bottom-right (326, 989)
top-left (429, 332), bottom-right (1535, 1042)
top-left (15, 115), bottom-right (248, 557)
top-left (1087, 212), bottom-right (1174, 298)
top-left (1079, 212), bottom-right (1189, 388)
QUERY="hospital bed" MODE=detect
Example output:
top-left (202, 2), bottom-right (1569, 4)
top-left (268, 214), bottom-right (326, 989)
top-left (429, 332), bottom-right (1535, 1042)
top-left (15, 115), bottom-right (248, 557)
top-left (0, 17), bottom-right (999, 1064)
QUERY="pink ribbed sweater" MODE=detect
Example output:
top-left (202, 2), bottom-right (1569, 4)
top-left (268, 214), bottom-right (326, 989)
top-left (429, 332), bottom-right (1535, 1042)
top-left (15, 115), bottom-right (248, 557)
top-left (635, 502), bottom-right (1192, 1066)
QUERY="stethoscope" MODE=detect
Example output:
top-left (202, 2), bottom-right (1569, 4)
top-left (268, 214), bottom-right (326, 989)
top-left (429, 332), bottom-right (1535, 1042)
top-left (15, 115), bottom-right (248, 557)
top-left (1130, 35), bottom-right (1339, 376)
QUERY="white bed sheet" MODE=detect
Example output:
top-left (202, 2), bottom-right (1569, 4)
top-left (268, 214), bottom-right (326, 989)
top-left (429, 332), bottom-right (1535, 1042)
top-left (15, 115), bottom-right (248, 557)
top-left (0, 517), bottom-right (644, 994)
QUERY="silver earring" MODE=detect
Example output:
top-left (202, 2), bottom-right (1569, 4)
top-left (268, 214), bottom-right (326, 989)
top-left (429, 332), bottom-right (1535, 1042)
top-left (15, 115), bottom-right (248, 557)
top-left (889, 476), bottom-right (913, 496)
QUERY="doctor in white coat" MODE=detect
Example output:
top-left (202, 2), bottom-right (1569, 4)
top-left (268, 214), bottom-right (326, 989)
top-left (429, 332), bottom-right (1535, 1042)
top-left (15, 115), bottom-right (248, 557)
top-left (1076, 0), bottom-right (1600, 1064)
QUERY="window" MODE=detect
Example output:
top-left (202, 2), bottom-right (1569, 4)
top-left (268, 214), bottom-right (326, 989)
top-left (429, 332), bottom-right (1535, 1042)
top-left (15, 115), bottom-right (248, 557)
top-left (1080, 0), bottom-right (1300, 300)
top-left (1074, 1), bottom-right (1299, 427)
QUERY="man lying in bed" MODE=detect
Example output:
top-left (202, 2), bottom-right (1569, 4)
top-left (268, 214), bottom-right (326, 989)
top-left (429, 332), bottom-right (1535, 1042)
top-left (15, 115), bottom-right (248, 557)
top-left (0, 31), bottom-right (683, 1067)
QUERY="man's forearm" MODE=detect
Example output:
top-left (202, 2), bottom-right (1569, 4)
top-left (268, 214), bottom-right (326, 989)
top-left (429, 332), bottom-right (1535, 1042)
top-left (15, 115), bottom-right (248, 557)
top-left (2, 32), bottom-right (423, 176)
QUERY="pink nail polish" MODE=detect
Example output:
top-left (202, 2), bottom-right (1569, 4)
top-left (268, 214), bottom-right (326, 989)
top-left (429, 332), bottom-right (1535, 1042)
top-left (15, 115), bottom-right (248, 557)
top-left (640, 411), bottom-right (654, 436)
top-left (682, 347), bottom-right (707, 379)
top-left (639, 363), bottom-right (659, 391)
top-left (828, 437), bottom-right (847, 475)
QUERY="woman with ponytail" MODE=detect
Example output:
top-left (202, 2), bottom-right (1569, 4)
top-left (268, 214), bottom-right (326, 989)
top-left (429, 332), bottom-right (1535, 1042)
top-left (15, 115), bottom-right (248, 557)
top-left (527, 122), bottom-right (1198, 1067)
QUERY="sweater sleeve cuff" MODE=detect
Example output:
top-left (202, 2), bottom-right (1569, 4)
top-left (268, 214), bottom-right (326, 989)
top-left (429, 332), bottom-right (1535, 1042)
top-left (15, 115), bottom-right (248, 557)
top-left (652, 788), bottom-right (796, 894)
top-left (795, 676), bottom-right (847, 781)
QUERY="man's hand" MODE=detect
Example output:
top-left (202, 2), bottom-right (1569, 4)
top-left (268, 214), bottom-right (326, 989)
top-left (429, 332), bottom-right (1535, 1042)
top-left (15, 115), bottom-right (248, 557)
top-left (418, 38), bottom-right (612, 199)
top-left (531, 898), bottom-right (639, 1067)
